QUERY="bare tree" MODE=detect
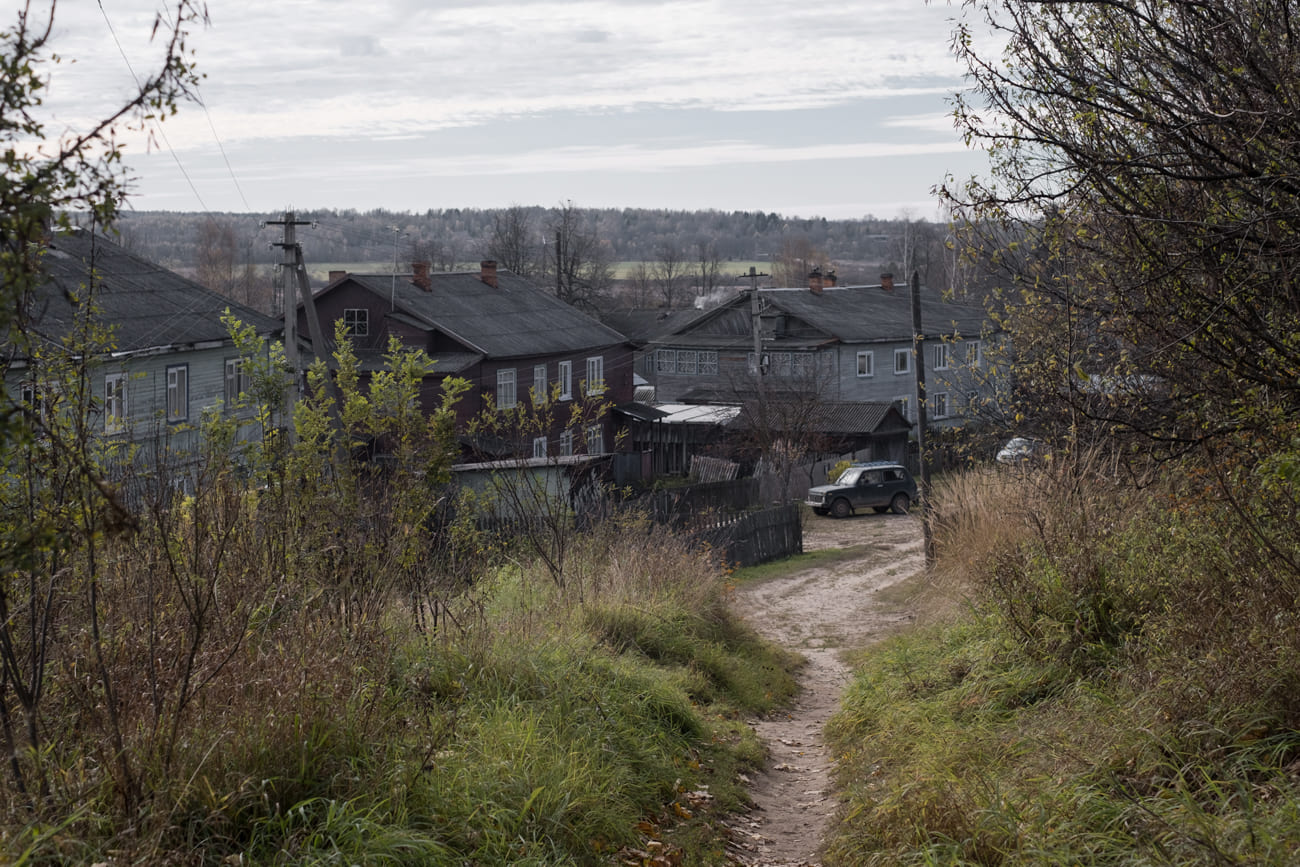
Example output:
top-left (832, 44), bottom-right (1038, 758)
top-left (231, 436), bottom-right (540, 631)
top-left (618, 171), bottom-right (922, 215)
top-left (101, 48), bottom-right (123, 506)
top-left (695, 238), bottom-right (723, 298)
top-left (653, 241), bottom-right (689, 308)
top-left (545, 201), bottom-right (614, 311)
top-left (485, 204), bottom-right (542, 278)
top-left (771, 235), bottom-right (828, 287)
top-left (627, 261), bottom-right (656, 307)
top-left (195, 218), bottom-right (261, 306)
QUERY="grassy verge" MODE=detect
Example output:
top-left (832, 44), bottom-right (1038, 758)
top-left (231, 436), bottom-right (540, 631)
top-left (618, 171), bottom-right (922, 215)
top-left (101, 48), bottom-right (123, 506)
top-left (826, 459), bottom-right (1300, 865)
top-left (1, 518), bottom-right (798, 865)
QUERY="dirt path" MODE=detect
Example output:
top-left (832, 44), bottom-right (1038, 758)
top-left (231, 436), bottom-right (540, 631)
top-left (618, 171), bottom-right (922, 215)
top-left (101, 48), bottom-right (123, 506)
top-left (724, 513), bottom-right (926, 867)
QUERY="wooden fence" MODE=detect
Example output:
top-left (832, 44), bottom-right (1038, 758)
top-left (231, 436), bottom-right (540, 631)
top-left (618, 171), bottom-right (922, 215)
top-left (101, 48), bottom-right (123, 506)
top-left (690, 502), bottom-right (803, 569)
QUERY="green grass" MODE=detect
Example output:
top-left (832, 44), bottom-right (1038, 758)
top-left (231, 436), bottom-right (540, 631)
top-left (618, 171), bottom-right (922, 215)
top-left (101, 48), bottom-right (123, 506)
top-left (824, 459), bottom-right (1300, 865)
top-left (2, 519), bottom-right (798, 866)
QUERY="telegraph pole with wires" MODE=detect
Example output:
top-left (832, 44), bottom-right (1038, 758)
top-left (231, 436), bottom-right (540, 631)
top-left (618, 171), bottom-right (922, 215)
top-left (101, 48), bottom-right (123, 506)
top-left (265, 210), bottom-right (316, 432)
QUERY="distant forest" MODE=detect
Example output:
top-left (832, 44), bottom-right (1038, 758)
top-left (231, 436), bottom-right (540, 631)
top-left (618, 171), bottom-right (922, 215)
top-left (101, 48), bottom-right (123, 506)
top-left (111, 205), bottom-right (966, 314)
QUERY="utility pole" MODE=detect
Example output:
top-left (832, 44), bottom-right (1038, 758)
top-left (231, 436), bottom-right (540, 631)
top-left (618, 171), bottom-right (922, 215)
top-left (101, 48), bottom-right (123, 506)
top-left (266, 210), bottom-right (313, 430)
top-left (909, 269), bottom-right (935, 565)
top-left (746, 266), bottom-right (770, 399)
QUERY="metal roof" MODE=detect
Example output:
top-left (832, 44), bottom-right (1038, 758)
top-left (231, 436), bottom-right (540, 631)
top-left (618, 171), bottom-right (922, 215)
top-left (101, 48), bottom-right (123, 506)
top-left (21, 230), bottom-right (280, 354)
top-left (340, 269), bottom-right (629, 359)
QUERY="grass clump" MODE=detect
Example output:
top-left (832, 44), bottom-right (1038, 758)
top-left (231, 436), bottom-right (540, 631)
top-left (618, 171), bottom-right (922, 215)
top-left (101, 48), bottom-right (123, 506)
top-left (826, 451), bottom-right (1300, 865)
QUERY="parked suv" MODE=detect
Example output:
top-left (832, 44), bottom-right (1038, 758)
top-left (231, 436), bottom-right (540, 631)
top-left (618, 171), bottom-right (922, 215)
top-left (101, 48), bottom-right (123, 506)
top-left (806, 461), bottom-right (917, 518)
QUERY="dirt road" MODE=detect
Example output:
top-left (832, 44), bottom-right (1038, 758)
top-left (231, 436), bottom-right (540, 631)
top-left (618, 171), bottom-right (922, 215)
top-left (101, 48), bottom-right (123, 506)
top-left (725, 512), bottom-right (926, 867)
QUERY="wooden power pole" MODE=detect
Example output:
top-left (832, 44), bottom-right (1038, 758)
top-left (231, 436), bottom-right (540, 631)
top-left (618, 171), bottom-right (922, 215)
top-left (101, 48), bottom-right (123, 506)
top-left (909, 269), bottom-right (935, 565)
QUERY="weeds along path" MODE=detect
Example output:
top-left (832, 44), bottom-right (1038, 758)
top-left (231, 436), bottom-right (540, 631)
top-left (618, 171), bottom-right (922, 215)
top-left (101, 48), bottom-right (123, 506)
top-left (726, 514), bottom-right (926, 867)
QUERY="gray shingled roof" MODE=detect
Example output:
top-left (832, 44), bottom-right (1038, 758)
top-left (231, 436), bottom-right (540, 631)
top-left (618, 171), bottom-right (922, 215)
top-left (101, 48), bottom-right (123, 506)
top-left (662, 285), bottom-right (990, 346)
top-left (760, 286), bottom-right (989, 342)
top-left (21, 230), bottom-right (280, 354)
top-left (344, 270), bottom-right (628, 359)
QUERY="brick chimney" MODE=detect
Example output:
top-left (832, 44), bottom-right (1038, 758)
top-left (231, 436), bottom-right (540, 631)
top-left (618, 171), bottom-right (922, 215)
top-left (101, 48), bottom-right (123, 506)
top-left (328, 270), bottom-right (347, 284)
top-left (412, 261), bottom-right (431, 291)
top-left (808, 267), bottom-right (824, 294)
top-left (881, 272), bottom-right (895, 292)
top-left (480, 259), bottom-right (498, 288)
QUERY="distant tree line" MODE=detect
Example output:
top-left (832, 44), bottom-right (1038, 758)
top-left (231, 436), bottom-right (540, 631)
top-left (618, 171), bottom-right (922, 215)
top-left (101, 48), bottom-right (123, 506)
top-left (111, 205), bottom-right (968, 311)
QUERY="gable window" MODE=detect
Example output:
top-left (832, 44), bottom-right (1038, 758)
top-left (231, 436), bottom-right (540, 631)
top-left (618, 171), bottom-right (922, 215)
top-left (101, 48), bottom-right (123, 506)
top-left (559, 430), bottom-right (574, 456)
top-left (166, 364), bottom-right (188, 422)
top-left (894, 348), bottom-right (911, 375)
top-left (533, 364), bottom-right (548, 405)
top-left (586, 356), bottom-right (605, 395)
top-left (698, 351), bottom-right (718, 375)
top-left (894, 395), bottom-right (912, 423)
top-left (932, 392), bottom-right (950, 419)
top-left (497, 368), bottom-right (517, 410)
top-left (532, 436), bottom-right (548, 458)
top-left (656, 349), bottom-right (677, 374)
top-left (104, 372), bottom-right (127, 433)
top-left (558, 361), bottom-right (572, 400)
top-left (224, 359), bottom-right (250, 407)
top-left (856, 351), bottom-right (874, 377)
top-left (343, 308), bottom-right (369, 337)
top-left (934, 343), bottom-right (950, 371)
top-left (585, 423), bottom-right (604, 455)
top-left (965, 340), bottom-right (983, 367)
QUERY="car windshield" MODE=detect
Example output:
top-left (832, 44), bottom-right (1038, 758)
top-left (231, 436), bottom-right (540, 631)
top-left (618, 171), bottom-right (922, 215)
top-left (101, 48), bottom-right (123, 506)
top-left (837, 468), bottom-right (863, 485)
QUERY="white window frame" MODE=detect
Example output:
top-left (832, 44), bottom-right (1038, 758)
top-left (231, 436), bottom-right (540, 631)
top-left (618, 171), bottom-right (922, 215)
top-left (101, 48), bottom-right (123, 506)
top-left (965, 340), bottom-right (983, 368)
top-left (894, 395), bottom-right (911, 423)
top-left (559, 430), bottom-right (574, 457)
top-left (932, 391), bottom-right (950, 419)
top-left (224, 358), bottom-right (250, 408)
top-left (698, 351), bottom-right (718, 375)
top-left (532, 436), bottom-right (548, 458)
top-left (893, 348), bottom-right (911, 375)
top-left (104, 372), bottom-right (127, 433)
top-left (558, 360), bottom-right (573, 401)
top-left (533, 364), bottom-right (548, 405)
top-left (166, 364), bottom-right (188, 422)
top-left (934, 343), bottom-right (949, 371)
top-left (856, 350), bottom-right (874, 377)
top-left (677, 350), bottom-right (698, 375)
top-left (496, 368), bottom-right (517, 410)
top-left (586, 356), bottom-right (605, 396)
top-left (586, 423), bottom-right (604, 455)
top-left (656, 349), bottom-right (677, 374)
top-left (343, 308), bottom-right (369, 337)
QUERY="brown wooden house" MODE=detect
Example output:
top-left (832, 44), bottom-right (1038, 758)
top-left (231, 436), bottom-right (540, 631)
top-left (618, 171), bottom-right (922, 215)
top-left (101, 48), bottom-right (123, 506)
top-left (298, 261), bottom-right (634, 458)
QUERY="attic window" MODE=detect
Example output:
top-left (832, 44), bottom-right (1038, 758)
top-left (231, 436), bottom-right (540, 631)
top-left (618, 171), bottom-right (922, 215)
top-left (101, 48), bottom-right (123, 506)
top-left (343, 308), bottom-right (368, 337)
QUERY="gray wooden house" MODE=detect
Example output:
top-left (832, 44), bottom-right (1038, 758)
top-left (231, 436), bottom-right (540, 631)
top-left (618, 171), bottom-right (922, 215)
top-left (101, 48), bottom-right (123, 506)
top-left (645, 273), bottom-right (996, 433)
top-left (7, 229), bottom-right (281, 484)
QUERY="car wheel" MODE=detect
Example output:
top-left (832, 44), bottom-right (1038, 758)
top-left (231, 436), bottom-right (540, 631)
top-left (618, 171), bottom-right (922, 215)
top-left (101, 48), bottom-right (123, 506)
top-left (872, 506), bottom-right (889, 513)
top-left (831, 498), bottom-right (852, 519)
top-left (890, 493), bottom-right (910, 514)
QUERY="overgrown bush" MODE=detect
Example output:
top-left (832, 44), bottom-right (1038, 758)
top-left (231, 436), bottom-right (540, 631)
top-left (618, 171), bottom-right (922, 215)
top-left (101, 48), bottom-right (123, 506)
top-left (828, 450), bottom-right (1300, 865)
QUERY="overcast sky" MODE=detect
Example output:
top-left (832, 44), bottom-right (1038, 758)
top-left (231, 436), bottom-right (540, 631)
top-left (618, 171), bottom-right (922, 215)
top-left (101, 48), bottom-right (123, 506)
top-left (37, 0), bottom-right (988, 220)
